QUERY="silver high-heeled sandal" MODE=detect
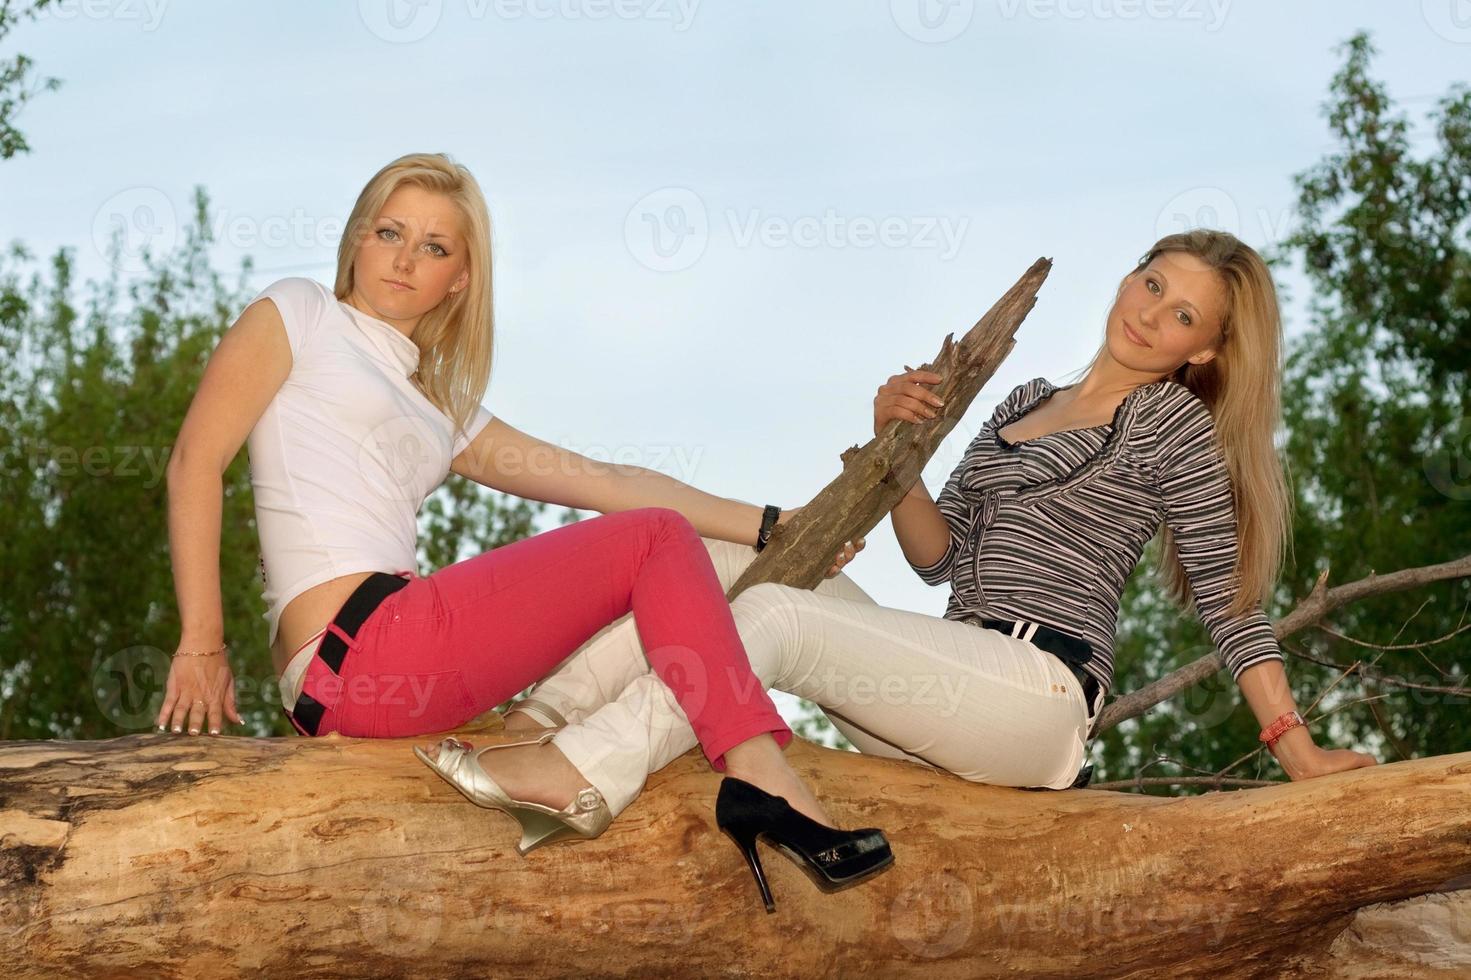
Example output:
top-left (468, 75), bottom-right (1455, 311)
top-left (412, 730), bottom-right (610, 855)
top-left (503, 697), bottom-right (568, 730)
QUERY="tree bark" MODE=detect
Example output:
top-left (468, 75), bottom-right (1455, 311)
top-left (2, 727), bottom-right (1468, 978)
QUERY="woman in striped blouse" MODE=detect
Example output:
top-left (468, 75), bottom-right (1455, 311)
top-left (489, 228), bottom-right (1377, 812)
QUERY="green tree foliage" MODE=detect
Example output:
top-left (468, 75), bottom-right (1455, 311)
top-left (0, 189), bottom-right (560, 739)
top-left (1098, 32), bottom-right (1471, 791)
top-left (0, 0), bottom-right (61, 160)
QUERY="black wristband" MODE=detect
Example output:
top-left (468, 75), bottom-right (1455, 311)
top-left (755, 504), bottom-right (782, 553)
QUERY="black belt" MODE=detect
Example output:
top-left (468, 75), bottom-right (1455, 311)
top-left (977, 616), bottom-right (1102, 721)
top-left (284, 571), bottom-right (412, 736)
top-left (978, 616), bottom-right (1102, 791)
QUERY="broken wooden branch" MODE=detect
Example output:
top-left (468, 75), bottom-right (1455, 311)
top-left (726, 257), bottom-right (1051, 598)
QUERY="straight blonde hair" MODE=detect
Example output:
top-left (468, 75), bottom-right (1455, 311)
top-left (333, 152), bottom-right (494, 444)
top-left (1151, 230), bottom-right (1292, 618)
top-left (1072, 230), bottom-right (1293, 619)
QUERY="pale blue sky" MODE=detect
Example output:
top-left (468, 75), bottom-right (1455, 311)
top-left (3, 2), bottom-right (1466, 664)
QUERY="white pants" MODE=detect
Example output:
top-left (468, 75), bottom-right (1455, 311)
top-left (537, 538), bottom-right (1103, 816)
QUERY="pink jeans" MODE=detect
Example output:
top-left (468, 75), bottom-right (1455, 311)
top-left (293, 507), bottom-right (791, 769)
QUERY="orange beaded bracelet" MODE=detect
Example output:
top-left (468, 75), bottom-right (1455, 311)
top-left (1258, 710), bottom-right (1305, 753)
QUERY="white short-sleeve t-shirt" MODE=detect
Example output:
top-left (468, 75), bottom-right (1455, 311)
top-left (244, 276), bottom-right (494, 668)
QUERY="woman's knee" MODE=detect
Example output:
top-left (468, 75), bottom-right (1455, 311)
top-left (614, 507), bottom-right (700, 551)
top-left (736, 580), bottom-right (801, 611)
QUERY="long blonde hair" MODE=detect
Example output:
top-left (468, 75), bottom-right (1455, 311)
top-left (334, 152), bottom-right (494, 443)
top-left (1083, 230), bottom-right (1294, 618)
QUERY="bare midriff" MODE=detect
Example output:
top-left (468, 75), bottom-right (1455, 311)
top-left (270, 572), bottom-right (378, 676)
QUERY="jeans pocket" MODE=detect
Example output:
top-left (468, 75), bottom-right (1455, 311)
top-left (363, 669), bottom-right (475, 739)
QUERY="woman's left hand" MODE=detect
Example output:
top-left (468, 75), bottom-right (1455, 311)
top-left (776, 507), bottom-right (865, 578)
top-left (1276, 742), bottom-right (1379, 781)
top-left (824, 537), bottom-right (865, 578)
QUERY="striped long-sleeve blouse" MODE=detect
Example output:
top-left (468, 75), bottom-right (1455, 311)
top-left (907, 375), bottom-right (1284, 700)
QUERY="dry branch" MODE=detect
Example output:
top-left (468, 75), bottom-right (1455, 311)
top-left (1101, 554), bottom-right (1471, 732)
top-left (726, 258), bottom-right (1052, 598)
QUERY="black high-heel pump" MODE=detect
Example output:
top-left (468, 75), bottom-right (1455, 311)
top-left (715, 776), bottom-right (894, 913)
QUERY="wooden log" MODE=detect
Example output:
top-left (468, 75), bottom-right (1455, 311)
top-left (3, 722), bottom-right (1468, 978)
top-left (1294, 890), bottom-right (1471, 978)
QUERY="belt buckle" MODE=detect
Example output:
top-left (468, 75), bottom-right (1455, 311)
top-left (1004, 618), bottom-right (1043, 643)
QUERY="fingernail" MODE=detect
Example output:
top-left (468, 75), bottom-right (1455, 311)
top-left (209, 729), bottom-right (220, 735)
top-left (172, 725), bottom-right (182, 733)
top-left (189, 728), bottom-right (199, 735)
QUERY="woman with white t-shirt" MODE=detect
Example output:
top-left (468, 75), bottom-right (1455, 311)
top-left (161, 152), bottom-right (891, 910)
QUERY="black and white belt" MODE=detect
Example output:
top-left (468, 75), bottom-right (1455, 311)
top-left (976, 616), bottom-right (1101, 710)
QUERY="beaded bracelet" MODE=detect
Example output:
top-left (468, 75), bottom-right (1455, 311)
top-left (1258, 709), bottom-right (1304, 753)
top-left (173, 642), bottom-right (229, 659)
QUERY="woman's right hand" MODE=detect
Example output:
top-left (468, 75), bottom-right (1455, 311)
top-left (873, 368), bottom-right (945, 438)
top-left (156, 641), bottom-right (243, 736)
